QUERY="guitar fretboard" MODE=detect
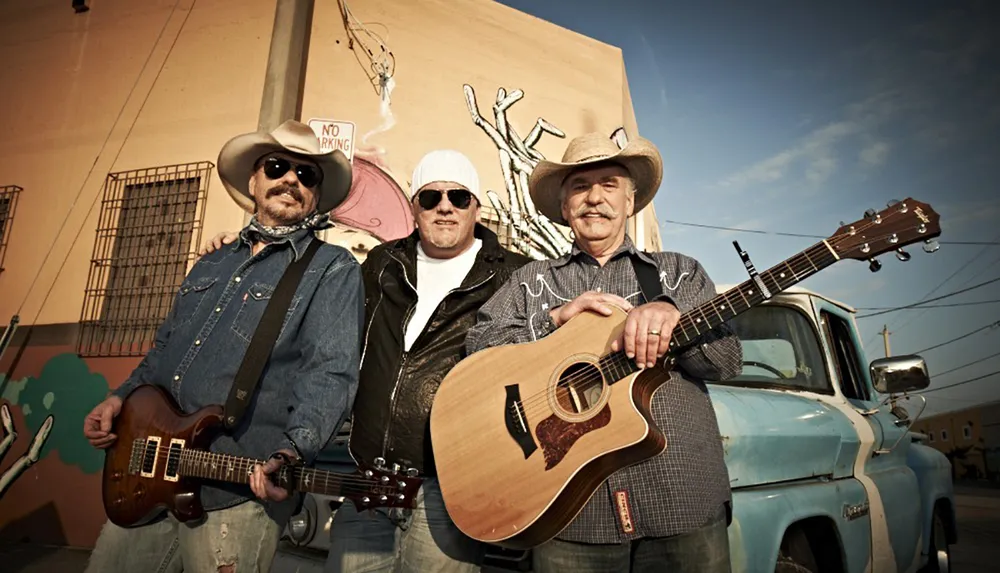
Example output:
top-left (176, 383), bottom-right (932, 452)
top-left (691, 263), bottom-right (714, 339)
top-left (176, 449), bottom-right (356, 498)
top-left (601, 240), bottom-right (838, 381)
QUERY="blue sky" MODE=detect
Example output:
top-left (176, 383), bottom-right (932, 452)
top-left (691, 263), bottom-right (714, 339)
top-left (499, 0), bottom-right (1000, 415)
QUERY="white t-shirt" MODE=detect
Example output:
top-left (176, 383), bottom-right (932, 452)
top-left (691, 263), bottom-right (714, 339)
top-left (403, 239), bottom-right (483, 351)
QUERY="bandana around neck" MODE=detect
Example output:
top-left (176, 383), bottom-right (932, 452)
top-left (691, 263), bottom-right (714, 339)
top-left (246, 211), bottom-right (334, 244)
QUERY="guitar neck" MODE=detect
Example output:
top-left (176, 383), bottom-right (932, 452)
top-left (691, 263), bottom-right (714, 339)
top-left (177, 449), bottom-right (355, 498)
top-left (601, 240), bottom-right (839, 380)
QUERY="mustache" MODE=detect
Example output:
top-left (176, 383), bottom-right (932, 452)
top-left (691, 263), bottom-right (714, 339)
top-left (573, 204), bottom-right (618, 219)
top-left (267, 183), bottom-right (302, 203)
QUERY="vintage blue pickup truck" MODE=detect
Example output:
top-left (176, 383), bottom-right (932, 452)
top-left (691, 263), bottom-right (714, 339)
top-left (271, 285), bottom-right (956, 573)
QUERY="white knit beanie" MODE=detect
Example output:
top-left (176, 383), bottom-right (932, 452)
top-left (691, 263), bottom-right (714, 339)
top-left (410, 149), bottom-right (481, 202)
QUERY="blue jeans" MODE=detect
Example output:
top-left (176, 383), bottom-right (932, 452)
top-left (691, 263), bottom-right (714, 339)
top-left (532, 509), bottom-right (731, 573)
top-left (84, 499), bottom-right (287, 572)
top-left (323, 477), bottom-right (486, 573)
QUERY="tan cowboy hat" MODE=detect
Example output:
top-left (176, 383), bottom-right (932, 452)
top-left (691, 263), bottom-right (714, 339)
top-left (218, 120), bottom-right (353, 215)
top-left (528, 131), bottom-right (663, 226)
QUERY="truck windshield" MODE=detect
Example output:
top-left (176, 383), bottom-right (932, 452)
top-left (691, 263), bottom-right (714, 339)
top-left (721, 305), bottom-right (830, 392)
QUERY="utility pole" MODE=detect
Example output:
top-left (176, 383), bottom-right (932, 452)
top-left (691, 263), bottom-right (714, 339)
top-left (880, 324), bottom-right (892, 357)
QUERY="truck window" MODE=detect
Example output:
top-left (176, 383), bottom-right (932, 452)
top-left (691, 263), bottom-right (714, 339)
top-left (820, 311), bottom-right (872, 402)
top-left (724, 305), bottom-right (831, 392)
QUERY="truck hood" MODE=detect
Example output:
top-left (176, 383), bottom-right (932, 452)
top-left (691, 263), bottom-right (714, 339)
top-left (708, 385), bottom-right (860, 489)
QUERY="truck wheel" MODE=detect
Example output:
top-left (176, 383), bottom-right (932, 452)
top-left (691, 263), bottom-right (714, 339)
top-left (920, 510), bottom-right (951, 573)
top-left (775, 527), bottom-right (819, 573)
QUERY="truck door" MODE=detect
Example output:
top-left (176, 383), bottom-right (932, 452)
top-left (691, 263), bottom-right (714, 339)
top-left (816, 301), bottom-right (923, 572)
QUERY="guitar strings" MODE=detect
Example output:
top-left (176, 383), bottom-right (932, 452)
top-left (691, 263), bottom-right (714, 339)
top-left (122, 443), bottom-right (411, 491)
top-left (500, 213), bottom-right (922, 421)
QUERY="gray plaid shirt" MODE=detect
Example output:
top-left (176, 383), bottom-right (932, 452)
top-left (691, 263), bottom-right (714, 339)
top-left (465, 235), bottom-right (742, 544)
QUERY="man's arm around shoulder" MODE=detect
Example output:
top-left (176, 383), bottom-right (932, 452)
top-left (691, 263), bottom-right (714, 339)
top-left (275, 247), bottom-right (365, 465)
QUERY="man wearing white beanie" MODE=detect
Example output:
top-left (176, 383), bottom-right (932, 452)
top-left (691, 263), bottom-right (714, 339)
top-left (325, 149), bottom-right (531, 572)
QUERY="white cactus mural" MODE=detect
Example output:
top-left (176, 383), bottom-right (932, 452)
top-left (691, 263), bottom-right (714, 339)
top-left (463, 84), bottom-right (574, 259)
top-left (0, 402), bottom-right (54, 497)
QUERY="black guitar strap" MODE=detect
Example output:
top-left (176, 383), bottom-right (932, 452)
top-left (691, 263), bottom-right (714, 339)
top-left (223, 237), bottom-right (322, 432)
top-left (628, 252), bottom-right (664, 304)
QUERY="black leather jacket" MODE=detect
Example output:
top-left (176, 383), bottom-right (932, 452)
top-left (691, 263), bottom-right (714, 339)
top-left (349, 224), bottom-right (531, 475)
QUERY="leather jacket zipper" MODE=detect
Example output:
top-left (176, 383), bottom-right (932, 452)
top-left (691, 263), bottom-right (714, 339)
top-left (382, 252), bottom-right (418, 458)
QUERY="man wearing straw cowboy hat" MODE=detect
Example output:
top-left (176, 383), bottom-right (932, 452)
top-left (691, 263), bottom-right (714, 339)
top-left (466, 131), bottom-right (742, 572)
top-left (82, 120), bottom-right (365, 572)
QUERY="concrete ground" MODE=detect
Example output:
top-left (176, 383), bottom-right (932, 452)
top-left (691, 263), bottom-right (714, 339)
top-left (4, 482), bottom-right (1000, 572)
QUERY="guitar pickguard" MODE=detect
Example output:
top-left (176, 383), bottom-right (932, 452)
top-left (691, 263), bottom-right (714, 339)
top-left (535, 404), bottom-right (612, 470)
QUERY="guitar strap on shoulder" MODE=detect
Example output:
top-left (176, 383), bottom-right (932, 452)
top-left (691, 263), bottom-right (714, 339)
top-left (223, 237), bottom-right (322, 432)
top-left (628, 251), bottom-right (664, 305)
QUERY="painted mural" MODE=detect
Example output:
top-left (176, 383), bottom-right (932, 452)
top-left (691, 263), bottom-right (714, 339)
top-left (463, 83), bottom-right (573, 260)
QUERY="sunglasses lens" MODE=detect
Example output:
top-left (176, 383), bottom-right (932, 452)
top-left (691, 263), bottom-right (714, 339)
top-left (447, 190), bottom-right (473, 209)
top-left (263, 157), bottom-right (290, 179)
top-left (295, 165), bottom-right (320, 188)
top-left (417, 190), bottom-right (443, 210)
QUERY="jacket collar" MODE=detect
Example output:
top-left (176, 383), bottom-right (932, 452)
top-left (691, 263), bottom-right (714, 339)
top-left (387, 223), bottom-right (510, 288)
top-left (235, 225), bottom-right (315, 261)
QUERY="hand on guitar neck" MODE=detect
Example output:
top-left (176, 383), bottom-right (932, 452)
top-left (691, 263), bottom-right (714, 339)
top-left (548, 291), bottom-right (681, 369)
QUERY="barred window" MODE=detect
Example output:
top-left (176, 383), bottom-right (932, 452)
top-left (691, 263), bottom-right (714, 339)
top-left (0, 185), bottom-right (23, 273)
top-left (79, 162), bottom-right (213, 357)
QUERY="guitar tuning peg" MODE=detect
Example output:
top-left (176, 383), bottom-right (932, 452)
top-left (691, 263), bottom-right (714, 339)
top-left (869, 258), bottom-right (882, 272)
top-left (864, 208), bottom-right (877, 218)
top-left (406, 468), bottom-right (419, 477)
top-left (922, 239), bottom-right (940, 254)
top-left (887, 199), bottom-right (899, 207)
top-left (374, 457), bottom-right (386, 469)
top-left (895, 248), bottom-right (911, 262)
top-left (391, 462), bottom-right (401, 474)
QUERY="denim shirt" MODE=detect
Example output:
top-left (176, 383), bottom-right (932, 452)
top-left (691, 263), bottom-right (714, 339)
top-left (112, 227), bottom-right (364, 515)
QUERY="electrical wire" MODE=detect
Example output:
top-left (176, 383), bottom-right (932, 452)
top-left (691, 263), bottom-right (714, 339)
top-left (856, 299), bottom-right (1000, 311)
top-left (911, 319), bottom-right (1000, 355)
top-left (854, 276), bottom-right (1000, 318)
top-left (658, 218), bottom-right (999, 246)
top-left (913, 369), bottom-right (1000, 394)
top-left (933, 350), bottom-right (1000, 378)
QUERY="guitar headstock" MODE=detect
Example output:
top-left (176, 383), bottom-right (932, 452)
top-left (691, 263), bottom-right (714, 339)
top-left (828, 198), bottom-right (941, 271)
top-left (347, 457), bottom-right (423, 510)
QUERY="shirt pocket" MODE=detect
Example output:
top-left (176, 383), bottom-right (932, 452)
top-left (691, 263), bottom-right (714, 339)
top-left (172, 276), bottom-right (217, 328)
top-left (231, 282), bottom-right (302, 343)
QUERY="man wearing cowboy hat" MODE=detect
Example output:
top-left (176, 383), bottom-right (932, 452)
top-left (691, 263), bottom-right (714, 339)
top-left (82, 120), bottom-right (365, 572)
top-left (466, 131), bottom-right (742, 572)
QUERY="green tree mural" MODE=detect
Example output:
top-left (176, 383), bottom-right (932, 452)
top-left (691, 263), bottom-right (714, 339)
top-left (2, 353), bottom-right (110, 475)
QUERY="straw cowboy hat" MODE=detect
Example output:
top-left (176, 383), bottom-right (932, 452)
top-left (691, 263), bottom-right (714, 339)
top-left (528, 131), bottom-right (663, 226)
top-left (218, 120), bottom-right (353, 215)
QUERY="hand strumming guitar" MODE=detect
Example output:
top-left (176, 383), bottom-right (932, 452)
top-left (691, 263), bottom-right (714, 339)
top-left (83, 396), bottom-right (123, 449)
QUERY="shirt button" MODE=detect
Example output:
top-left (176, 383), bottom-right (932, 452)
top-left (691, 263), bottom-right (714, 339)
top-left (215, 307), bottom-right (221, 313)
top-left (195, 340), bottom-right (201, 346)
top-left (174, 375), bottom-right (180, 381)
top-left (234, 277), bottom-right (241, 283)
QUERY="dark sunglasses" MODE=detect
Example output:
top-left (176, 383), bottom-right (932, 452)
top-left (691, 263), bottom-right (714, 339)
top-left (261, 156), bottom-right (322, 188)
top-left (416, 189), bottom-right (476, 210)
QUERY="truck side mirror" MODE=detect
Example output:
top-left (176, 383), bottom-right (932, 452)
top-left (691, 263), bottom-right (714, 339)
top-left (870, 355), bottom-right (930, 394)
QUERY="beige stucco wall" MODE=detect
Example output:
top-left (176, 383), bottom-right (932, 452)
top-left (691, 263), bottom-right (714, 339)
top-left (0, 0), bottom-right (276, 326)
top-left (0, 0), bottom-right (656, 328)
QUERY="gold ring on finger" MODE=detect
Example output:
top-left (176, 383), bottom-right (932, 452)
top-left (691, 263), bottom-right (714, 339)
top-left (649, 329), bottom-right (660, 336)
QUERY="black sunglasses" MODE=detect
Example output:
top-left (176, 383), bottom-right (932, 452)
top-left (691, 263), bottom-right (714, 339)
top-left (416, 189), bottom-right (476, 210)
top-left (261, 156), bottom-right (322, 188)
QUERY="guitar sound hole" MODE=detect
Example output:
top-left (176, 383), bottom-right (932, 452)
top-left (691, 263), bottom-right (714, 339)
top-left (555, 362), bottom-right (605, 415)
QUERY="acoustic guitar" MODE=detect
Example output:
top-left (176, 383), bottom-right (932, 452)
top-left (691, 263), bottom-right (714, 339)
top-left (102, 384), bottom-right (422, 528)
top-left (429, 199), bottom-right (941, 548)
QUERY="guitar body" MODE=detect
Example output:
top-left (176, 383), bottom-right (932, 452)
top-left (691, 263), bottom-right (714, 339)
top-left (430, 306), bottom-right (671, 548)
top-left (102, 384), bottom-right (224, 528)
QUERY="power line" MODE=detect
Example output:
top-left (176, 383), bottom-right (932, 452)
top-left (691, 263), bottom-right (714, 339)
top-left (914, 369), bottom-right (1000, 394)
top-left (912, 319), bottom-right (1000, 355)
top-left (659, 218), bottom-right (1000, 246)
top-left (854, 276), bottom-right (1000, 318)
top-left (934, 350), bottom-right (1000, 378)
top-left (856, 299), bottom-right (1000, 311)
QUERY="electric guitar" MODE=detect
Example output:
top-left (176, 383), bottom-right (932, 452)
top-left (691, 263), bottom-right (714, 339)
top-left (102, 384), bottom-right (421, 528)
top-left (429, 199), bottom-right (942, 548)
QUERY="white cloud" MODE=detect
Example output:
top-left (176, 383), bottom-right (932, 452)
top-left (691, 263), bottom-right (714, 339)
top-left (860, 141), bottom-right (890, 166)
